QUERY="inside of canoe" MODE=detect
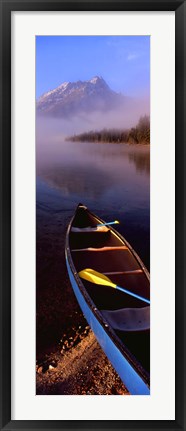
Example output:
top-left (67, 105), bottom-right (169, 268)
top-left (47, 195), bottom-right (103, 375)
top-left (69, 205), bottom-right (150, 375)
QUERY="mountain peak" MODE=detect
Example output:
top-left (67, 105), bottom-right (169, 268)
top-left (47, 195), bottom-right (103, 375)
top-left (88, 76), bottom-right (103, 84)
top-left (37, 76), bottom-right (124, 117)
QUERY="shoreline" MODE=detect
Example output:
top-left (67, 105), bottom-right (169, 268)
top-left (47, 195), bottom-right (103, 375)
top-left (66, 116), bottom-right (150, 146)
top-left (36, 330), bottom-right (129, 395)
top-left (36, 205), bottom-right (129, 395)
top-left (66, 138), bottom-right (150, 146)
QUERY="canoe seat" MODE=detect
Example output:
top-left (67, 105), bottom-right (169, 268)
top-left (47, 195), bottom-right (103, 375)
top-left (101, 306), bottom-right (150, 332)
top-left (71, 246), bottom-right (127, 252)
top-left (71, 226), bottom-right (109, 233)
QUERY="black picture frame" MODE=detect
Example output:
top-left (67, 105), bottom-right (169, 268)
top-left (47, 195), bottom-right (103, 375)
top-left (0, 0), bottom-right (185, 429)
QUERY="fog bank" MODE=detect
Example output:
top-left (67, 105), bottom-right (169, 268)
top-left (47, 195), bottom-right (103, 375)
top-left (36, 96), bottom-right (150, 145)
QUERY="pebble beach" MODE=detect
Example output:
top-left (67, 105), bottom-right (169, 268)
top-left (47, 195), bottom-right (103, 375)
top-left (36, 196), bottom-right (129, 395)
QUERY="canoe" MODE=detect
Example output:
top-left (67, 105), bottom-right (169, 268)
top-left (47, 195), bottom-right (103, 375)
top-left (65, 204), bottom-right (150, 395)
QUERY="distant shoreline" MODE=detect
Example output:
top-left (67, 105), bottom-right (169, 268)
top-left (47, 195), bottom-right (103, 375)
top-left (67, 138), bottom-right (150, 146)
top-left (66, 115), bottom-right (150, 146)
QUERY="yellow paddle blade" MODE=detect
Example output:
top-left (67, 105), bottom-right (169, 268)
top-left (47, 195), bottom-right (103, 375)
top-left (114, 220), bottom-right (120, 224)
top-left (78, 268), bottom-right (117, 288)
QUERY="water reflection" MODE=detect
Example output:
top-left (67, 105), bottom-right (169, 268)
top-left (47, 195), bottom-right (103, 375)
top-left (37, 137), bottom-right (150, 267)
top-left (128, 149), bottom-right (150, 174)
top-left (37, 140), bottom-right (150, 205)
top-left (38, 164), bottom-right (118, 200)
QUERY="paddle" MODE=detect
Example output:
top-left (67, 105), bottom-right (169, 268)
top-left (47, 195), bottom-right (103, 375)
top-left (78, 268), bottom-right (150, 305)
top-left (97, 220), bottom-right (120, 227)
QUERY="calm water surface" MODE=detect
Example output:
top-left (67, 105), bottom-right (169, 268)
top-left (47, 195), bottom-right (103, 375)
top-left (37, 140), bottom-right (150, 269)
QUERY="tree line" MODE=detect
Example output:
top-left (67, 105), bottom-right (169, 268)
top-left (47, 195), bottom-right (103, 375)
top-left (67, 115), bottom-right (150, 145)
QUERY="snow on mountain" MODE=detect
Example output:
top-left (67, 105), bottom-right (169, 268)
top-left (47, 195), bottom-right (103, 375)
top-left (37, 76), bottom-right (126, 118)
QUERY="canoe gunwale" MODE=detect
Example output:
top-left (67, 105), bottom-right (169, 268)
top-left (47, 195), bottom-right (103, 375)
top-left (65, 204), bottom-right (150, 389)
top-left (95, 216), bottom-right (150, 283)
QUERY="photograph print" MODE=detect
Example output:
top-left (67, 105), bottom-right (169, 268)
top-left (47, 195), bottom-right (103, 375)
top-left (36, 35), bottom-right (150, 395)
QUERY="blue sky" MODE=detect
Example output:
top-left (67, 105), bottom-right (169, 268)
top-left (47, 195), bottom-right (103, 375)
top-left (36, 36), bottom-right (150, 99)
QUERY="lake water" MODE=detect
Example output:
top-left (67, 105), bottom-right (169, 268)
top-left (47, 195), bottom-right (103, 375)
top-left (36, 140), bottom-right (150, 269)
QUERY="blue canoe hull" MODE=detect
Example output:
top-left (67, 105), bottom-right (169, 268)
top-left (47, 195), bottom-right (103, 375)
top-left (66, 256), bottom-right (150, 395)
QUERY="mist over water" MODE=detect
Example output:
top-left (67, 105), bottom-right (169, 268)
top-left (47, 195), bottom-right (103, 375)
top-left (36, 94), bottom-right (149, 137)
top-left (36, 114), bottom-right (150, 269)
